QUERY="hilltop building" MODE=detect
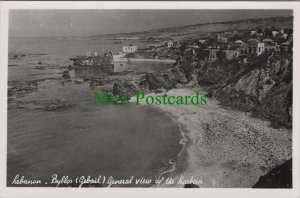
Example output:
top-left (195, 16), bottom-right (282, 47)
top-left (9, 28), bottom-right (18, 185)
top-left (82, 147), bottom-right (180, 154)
top-left (232, 30), bottom-right (239, 35)
top-left (289, 33), bottom-right (293, 41)
top-left (246, 39), bottom-right (265, 56)
top-left (262, 39), bottom-right (280, 52)
top-left (280, 41), bottom-right (293, 52)
top-left (272, 30), bottom-right (279, 37)
top-left (224, 49), bottom-right (240, 60)
top-left (217, 34), bottom-right (228, 43)
top-left (167, 40), bottom-right (174, 48)
top-left (208, 49), bottom-right (218, 62)
top-left (234, 40), bottom-right (247, 51)
top-left (199, 39), bottom-right (206, 44)
top-left (264, 43), bottom-right (280, 52)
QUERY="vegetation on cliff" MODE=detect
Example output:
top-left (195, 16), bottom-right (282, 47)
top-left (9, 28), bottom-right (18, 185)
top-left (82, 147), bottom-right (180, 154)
top-left (196, 52), bottom-right (293, 129)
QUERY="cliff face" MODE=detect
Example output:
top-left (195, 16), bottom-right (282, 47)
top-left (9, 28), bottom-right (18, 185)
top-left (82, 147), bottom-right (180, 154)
top-left (199, 52), bottom-right (292, 129)
top-left (111, 51), bottom-right (292, 129)
top-left (109, 64), bottom-right (192, 98)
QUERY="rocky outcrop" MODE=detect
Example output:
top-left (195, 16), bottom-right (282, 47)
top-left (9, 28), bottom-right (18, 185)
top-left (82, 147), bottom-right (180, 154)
top-left (104, 62), bottom-right (197, 97)
top-left (138, 65), bottom-right (193, 91)
top-left (8, 80), bottom-right (39, 104)
top-left (139, 72), bottom-right (177, 90)
top-left (253, 158), bottom-right (292, 188)
top-left (200, 52), bottom-right (292, 129)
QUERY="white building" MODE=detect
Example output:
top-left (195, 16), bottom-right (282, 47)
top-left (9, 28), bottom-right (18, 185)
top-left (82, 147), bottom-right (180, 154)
top-left (247, 39), bottom-right (265, 56)
top-left (123, 45), bottom-right (138, 53)
top-left (167, 40), bottom-right (174, 48)
top-left (199, 39), bottom-right (206, 44)
top-left (272, 31), bottom-right (279, 37)
top-left (234, 40), bottom-right (247, 51)
top-left (280, 28), bottom-right (285, 34)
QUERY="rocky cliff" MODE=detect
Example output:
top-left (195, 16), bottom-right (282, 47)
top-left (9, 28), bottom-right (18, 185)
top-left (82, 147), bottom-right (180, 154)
top-left (253, 158), bottom-right (292, 188)
top-left (198, 52), bottom-right (292, 129)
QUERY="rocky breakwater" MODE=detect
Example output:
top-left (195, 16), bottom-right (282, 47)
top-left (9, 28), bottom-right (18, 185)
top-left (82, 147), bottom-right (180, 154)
top-left (8, 78), bottom-right (75, 111)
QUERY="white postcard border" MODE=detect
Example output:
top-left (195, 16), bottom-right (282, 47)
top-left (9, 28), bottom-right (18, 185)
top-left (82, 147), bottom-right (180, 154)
top-left (0, 1), bottom-right (299, 198)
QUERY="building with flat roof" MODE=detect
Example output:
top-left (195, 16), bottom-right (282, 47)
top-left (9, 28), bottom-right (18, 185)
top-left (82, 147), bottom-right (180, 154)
top-left (247, 39), bottom-right (265, 56)
top-left (123, 45), bottom-right (138, 53)
top-left (280, 41), bottom-right (293, 52)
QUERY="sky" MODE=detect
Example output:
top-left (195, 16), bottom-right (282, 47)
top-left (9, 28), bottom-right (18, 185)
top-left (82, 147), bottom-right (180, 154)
top-left (9, 10), bottom-right (293, 37)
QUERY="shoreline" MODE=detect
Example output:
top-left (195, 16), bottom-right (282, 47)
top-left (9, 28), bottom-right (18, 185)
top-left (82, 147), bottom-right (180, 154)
top-left (113, 54), bottom-right (176, 64)
top-left (155, 111), bottom-right (190, 187)
top-left (132, 88), bottom-right (292, 188)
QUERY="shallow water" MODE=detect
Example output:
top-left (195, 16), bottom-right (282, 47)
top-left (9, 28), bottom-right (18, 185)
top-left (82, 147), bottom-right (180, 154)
top-left (8, 37), bottom-right (172, 81)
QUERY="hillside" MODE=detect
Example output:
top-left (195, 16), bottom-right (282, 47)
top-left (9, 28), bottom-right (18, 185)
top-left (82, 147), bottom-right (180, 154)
top-left (90, 16), bottom-right (293, 41)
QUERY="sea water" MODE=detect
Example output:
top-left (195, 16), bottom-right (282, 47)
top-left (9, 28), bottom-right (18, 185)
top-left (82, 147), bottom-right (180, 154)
top-left (7, 37), bottom-right (182, 187)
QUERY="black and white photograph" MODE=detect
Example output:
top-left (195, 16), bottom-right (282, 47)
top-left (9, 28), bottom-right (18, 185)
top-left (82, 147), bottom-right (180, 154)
top-left (0, 1), bottom-right (299, 198)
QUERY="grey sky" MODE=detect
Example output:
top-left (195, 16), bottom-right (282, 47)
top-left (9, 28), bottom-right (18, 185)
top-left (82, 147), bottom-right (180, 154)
top-left (9, 10), bottom-right (292, 37)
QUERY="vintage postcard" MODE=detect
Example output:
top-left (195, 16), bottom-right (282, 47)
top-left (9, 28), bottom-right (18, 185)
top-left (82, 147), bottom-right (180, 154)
top-left (0, 1), bottom-right (299, 198)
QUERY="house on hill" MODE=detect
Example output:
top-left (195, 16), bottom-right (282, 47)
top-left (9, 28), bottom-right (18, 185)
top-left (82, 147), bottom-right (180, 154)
top-left (223, 48), bottom-right (240, 60)
top-left (232, 30), bottom-right (239, 35)
top-left (217, 34), bottom-right (228, 43)
top-left (289, 33), bottom-right (293, 41)
top-left (262, 38), bottom-right (274, 43)
top-left (280, 41), bottom-right (293, 52)
top-left (208, 48), bottom-right (219, 62)
top-left (250, 30), bottom-right (257, 35)
top-left (234, 40), bottom-right (247, 51)
top-left (280, 28), bottom-right (285, 34)
top-left (262, 38), bottom-right (280, 52)
top-left (272, 30), bottom-right (279, 37)
top-left (167, 40), bottom-right (174, 48)
top-left (264, 43), bottom-right (280, 52)
top-left (246, 38), bottom-right (265, 56)
top-left (199, 39), bottom-right (206, 44)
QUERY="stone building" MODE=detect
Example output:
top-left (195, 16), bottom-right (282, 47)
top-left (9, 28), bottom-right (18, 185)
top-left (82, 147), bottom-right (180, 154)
top-left (246, 39), bottom-right (265, 56)
top-left (224, 49), bottom-right (240, 60)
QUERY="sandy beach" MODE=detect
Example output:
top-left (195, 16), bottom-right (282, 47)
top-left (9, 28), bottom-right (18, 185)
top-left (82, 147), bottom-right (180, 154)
top-left (132, 88), bottom-right (292, 187)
